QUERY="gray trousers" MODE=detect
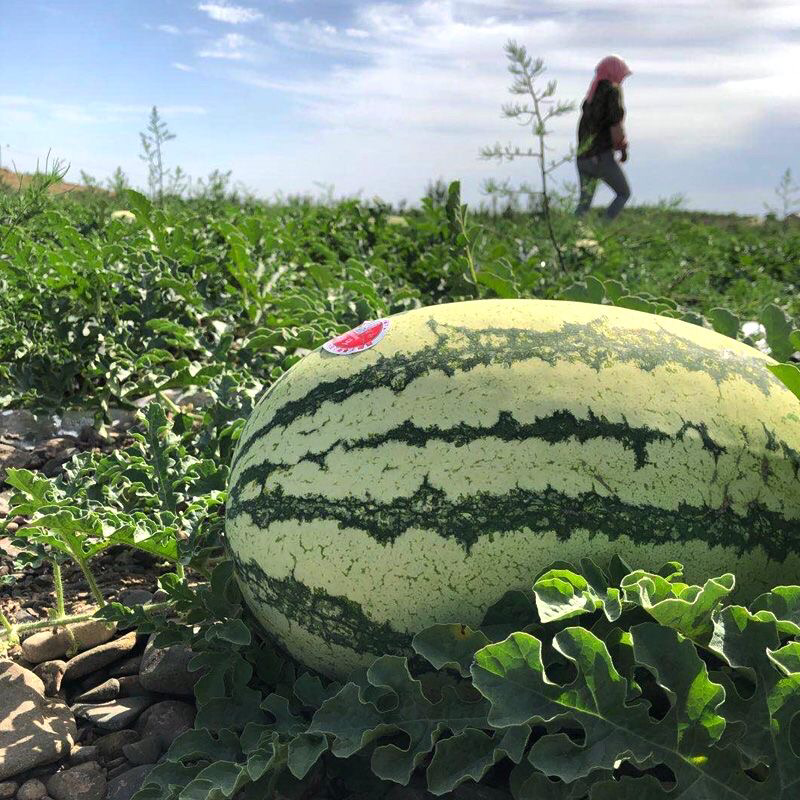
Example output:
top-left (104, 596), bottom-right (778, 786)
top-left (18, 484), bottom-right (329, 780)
top-left (574, 149), bottom-right (631, 220)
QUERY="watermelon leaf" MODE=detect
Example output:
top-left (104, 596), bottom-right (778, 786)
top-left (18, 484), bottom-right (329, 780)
top-left (309, 655), bottom-right (490, 785)
top-left (761, 303), bottom-right (794, 362)
top-left (708, 605), bottom-right (800, 797)
top-left (768, 363), bottom-right (800, 402)
top-left (412, 624), bottom-right (491, 677)
top-left (426, 726), bottom-right (530, 795)
top-left (472, 625), bottom-right (744, 794)
top-left (533, 564), bottom-right (622, 624)
top-left (620, 570), bottom-right (735, 641)
top-left (709, 307), bottom-right (740, 339)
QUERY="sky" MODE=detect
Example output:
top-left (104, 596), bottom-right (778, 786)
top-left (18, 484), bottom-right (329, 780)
top-left (2, 0), bottom-right (800, 215)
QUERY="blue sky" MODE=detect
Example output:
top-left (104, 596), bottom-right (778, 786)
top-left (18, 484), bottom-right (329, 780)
top-left (2, 0), bottom-right (800, 215)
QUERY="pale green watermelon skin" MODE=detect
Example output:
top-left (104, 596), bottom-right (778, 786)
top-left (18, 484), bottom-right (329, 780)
top-left (225, 299), bottom-right (800, 678)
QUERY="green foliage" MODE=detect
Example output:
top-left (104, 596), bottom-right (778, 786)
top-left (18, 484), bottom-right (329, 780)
top-left (2, 172), bottom-right (800, 798)
top-left (120, 556), bottom-right (800, 799)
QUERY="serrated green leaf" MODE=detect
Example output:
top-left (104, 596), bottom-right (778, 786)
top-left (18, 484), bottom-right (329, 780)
top-left (412, 624), bottom-right (491, 677)
top-left (751, 586), bottom-right (800, 636)
top-left (426, 726), bottom-right (530, 795)
top-left (310, 655), bottom-right (489, 785)
top-left (709, 307), bottom-right (740, 339)
top-left (533, 568), bottom-right (621, 624)
top-left (768, 363), bottom-right (800, 401)
top-left (762, 303), bottom-right (795, 362)
top-left (621, 570), bottom-right (734, 640)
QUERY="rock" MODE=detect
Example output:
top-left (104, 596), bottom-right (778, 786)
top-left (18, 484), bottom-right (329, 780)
top-left (46, 762), bottom-right (106, 800)
top-left (122, 734), bottom-right (162, 766)
top-left (0, 661), bottom-right (76, 781)
top-left (78, 671), bottom-right (109, 692)
top-left (106, 655), bottom-right (142, 678)
top-left (152, 589), bottom-right (168, 603)
top-left (73, 678), bottom-right (120, 703)
top-left (62, 631), bottom-right (137, 681)
top-left (0, 442), bottom-right (33, 481)
top-left (117, 675), bottom-right (148, 697)
top-left (106, 762), bottom-right (132, 781)
top-left (13, 607), bottom-right (38, 624)
top-left (135, 700), bottom-right (196, 748)
top-left (21, 621), bottom-right (117, 664)
top-left (107, 765), bottom-right (156, 800)
top-left (17, 780), bottom-right (47, 800)
top-left (69, 744), bottom-right (100, 766)
top-left (72, 696), bottom-right (154, 732)
top-left (33, 660), bottom-right (67, 696)
top-left (138, 634), bottom-right (199, 697)
top-left (0, 489), bottom-right (11, 517)
top-left (94, 729), bottom-right (140, 760)
top-left (117, 589), bottom-right (154, 606)
top-left (0, 781), bottom-right (17, 799)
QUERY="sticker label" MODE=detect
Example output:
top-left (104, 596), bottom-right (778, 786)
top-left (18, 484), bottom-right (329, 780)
top-left (323, 319), bottom-right (390, 355)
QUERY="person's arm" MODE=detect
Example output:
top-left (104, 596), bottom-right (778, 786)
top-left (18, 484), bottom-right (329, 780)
top-left (609, 86), bottom-right (628, 153)
top-left (610, 122), bottom-right (628, 150)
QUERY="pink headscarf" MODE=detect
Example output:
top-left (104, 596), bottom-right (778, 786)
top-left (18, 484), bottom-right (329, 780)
top-left (584, 55), bottom-right (632, 104)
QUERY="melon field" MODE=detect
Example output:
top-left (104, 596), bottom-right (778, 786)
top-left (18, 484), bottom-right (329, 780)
top-left (2, 178), bottom-right (800, 800)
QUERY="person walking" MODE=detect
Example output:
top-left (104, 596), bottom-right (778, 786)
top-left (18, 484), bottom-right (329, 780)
top-left (574, 55), bottom-right (632, 222)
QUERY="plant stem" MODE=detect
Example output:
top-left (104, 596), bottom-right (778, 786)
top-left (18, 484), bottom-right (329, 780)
top-left (76, 558), bottom-right (106, 608)
top-left (0, 609), bottom-right (13, 636)
top-left (0, 602), bottom-right (173, 643)
top-left (520, 66), bottom-right (567, 273)
top-left (52, 560), bottom-right (66, 618)
top-left (456, 206), bottom-right (480, 297)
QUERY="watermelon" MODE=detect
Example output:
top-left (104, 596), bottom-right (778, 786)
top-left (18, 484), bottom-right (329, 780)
top-left (225, 299), bottom-right (800, 677)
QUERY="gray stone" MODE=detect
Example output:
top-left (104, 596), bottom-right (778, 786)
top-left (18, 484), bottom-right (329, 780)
top-left (138, 634), bottom-right (199, 697)
top-left (32, 661), bottom-right (67, 697)
top-left (106, 655), bottom-right (142, 678)
top-left (122, 734), bottom-right (162, 766)
top-left (69, 745), bottom-right (100, 766)
top-left (17, 780), bottom-right (47, 800)
top-left (135, 700), bottom-right (195, 748)
top-left (62, 631), bottom-right (138, 682)
top-left (0, 442), bottom-right (33, 482)
top-left (0, 781), bottom-right (17, 799)
top-left (20, 621), bottom-right (117, 664)
top-left (73, 678), bottom-right (120, 703)
top-left (106, 762), bottom-right (132, 781)
top-left (117, 589), bottom-right (154, 606)
top-left (117, 675), bottom-right (148, 697)
top-left (72, 696), bottom-right (154, 732)
top-left (94, 729), bottom-right (139, 760)
top-left (107, 765), bottom-right (156, 800)
top-left (0, 661), bottom-right (76, 781)
top-left (46, 762), bottom-right (106, 800)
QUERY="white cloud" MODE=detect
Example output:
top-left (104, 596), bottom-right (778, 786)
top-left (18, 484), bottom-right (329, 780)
top-left (197, 3), bottom-right (263, 24)
top-left (172, 62), bottom-right (196, 72)
top-left (157, 24), bottom-right (181, 35)
top-left (0, 96), bottom-right (206, 127)
top-left (241, 0), bottom-right (800, 161)
top-left (198, 32), bottom-right (257, 60)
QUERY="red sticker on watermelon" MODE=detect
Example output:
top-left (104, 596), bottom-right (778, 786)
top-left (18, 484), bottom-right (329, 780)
top-left (323, 319), bottom-right (390, 355)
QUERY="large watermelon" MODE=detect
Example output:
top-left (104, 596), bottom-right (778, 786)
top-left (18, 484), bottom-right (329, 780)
top-left (225, 299), bottom-right (800, 677)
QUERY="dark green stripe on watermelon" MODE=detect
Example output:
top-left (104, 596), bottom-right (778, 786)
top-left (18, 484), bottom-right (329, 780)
top-left (228, 478), bottom-right (800, 563)
top-left (228, 409), bottom-right (728, 503)
top-left (233, 318), bottom-right (775, 467)
top-left (232, 553), bottom-right (412, 661)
